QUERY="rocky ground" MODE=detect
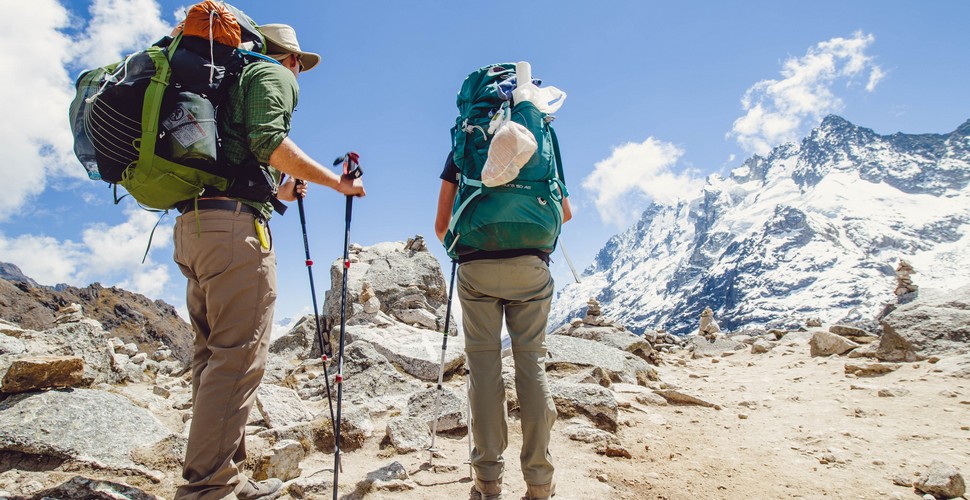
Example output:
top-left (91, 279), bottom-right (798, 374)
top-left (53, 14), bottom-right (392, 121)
top-left (0, 242), bottom-right (967, 500)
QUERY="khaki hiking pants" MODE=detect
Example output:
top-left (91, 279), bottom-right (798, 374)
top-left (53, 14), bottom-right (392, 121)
top-left (457, 255), bottom-right (558, 487)
top-left (173, 206), bottom-right (277, 500)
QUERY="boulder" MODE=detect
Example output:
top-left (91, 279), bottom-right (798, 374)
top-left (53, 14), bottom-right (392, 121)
top-left (291, 342), bottom-right (422, 413)
top-left (312, 406), bottom-right (373, 453)
top-left (551, 323), bottom-right (659, 365)
top-left (1, 355), bottom-right (85, 393)
top-left (254, 439), bottom-right (304, 482)
top-left (385, 416), bottom-right (432, 453)
top-left (914, 460), bottom-right (965, 498)
top-left (354, 461), bottom-right (415, 494)
top-left (547, 335), bottom-right (655, 386)
top-left (0, 388), bottom-right (171, 474)
top-left (322, 242), bottom-right (449, 335)
top-left (406, 387), bottom-right (466, 434)
top-left (549, 381), bottom-right (618, 433)
top-left (878, 286), bottom-right (970, 361)
top-left (256, 384), bottom-right (313, 429)
top-left (653, 389), bottom-right (719, 409)
top-left (809, 330), bottom-right (859, 357)
top-left (20, 476), bottom-right (158, 500)
top-left (346, 323), bottom-right (464, 382)
top-left (0, 320), bottom-right (115, 385)
top-left (688, 335), bottom-right (745, 358)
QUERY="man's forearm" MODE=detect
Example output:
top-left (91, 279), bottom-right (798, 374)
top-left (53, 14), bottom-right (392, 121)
top-left (269, 137), bottom-right (341, 189)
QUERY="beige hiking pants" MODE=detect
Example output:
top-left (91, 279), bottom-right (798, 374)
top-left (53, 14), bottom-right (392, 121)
top-left (457, 255), bottom-right (558, 487)
top-left (173, 207), bottom-right (277, 500)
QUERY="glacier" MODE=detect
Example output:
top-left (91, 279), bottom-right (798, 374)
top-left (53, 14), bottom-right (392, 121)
top-left (551, 115), bottom-right (970, 336)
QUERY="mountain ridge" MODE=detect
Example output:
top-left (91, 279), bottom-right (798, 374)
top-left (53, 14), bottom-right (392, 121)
top-left (552, 116), bottom-right (970, 335)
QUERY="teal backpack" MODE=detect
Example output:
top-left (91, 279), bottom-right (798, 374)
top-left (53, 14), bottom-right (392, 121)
top-left (444, 63), bottom-right (567, 260)
top-left (68, 2), bottom-right (283, 212)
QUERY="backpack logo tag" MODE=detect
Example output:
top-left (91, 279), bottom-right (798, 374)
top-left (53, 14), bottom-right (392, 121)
top-left (163, 108), bottom-right (207, 148)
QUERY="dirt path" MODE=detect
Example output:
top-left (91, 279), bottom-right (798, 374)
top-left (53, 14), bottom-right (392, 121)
top-left (296, 332), bottom-right (969, 499)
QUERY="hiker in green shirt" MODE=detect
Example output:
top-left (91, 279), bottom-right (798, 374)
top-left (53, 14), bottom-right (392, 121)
top-left (174, 24), bottom-right (364, 500)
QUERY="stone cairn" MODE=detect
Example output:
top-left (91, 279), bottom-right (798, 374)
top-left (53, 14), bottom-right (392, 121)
top-left (582, 298), bottom-right (620, 328)
top-left (698, 306), bottom-right (721, 342)
top-left (894, 259), bottom-right (918, 303)
top-left (403, 235), bottom-right (426, 253)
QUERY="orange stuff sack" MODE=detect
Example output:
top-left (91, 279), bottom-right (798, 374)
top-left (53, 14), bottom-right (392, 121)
top-left (183, 0), bottom-right (241, 47)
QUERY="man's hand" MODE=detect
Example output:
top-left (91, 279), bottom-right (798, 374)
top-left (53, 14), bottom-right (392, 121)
top-left (277, 177), bottom-right (308, 202)
top-left (337, 174), bottom-right (366, 197)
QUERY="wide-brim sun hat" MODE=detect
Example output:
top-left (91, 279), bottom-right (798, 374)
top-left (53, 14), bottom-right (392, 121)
top-left (260, 23), bottom-right (321, 72)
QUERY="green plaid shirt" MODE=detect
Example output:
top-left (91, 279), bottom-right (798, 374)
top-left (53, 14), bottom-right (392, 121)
top-left (220, 61), bottom-right (299, 219)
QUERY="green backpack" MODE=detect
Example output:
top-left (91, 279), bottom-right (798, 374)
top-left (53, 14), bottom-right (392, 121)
top-left (444, 63), bottom-right (567, 260)
top-left (69, 2), bottom-right (282, 212)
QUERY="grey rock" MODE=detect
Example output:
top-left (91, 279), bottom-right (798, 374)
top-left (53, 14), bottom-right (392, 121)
top-left (287, 471), bottom-right (333, 499)
top-left (809, 330), bottom-right (859, 357)
top-left (297, 342), bottom-right (422, 412)
top-left (688, 335), bottom-right (745, 358)
top-left (346, 323), bottom-right (464, 382)
top-left (385, 416), bottom-right (432, 453)
top-left (21, 476), bottom-right (158, 500)
top-left (844, 362), bottom-right (899, 377)
top-left (913, 460), bottom-right (966, 498)
top-left (355, 461), bottom-right (415, 494)
top-left (407, 387), bottom-right (466, 434)
top-left (254, 439), bottom-right (304, 482)
top-left (2, 320), bottom-right (115, 385)
top-left (257, 422), bottom-right (314, 453)
top-left (0, 388), bottom-right (171, 474)
top-left (564, 422), bottom-right (620, 445)
top-left (549, 381), bottom-right (618, 433)
top-left (393, 308), bottom-right (438, 329)
top-left (653, 389), bottom-right (719, 409)
top-left (547, 335), bottom-right (655, 386)
top-left (268, 314), bottom-right (319, 360)
top-left (256, 384), bottom-right (313, 429)
top-left (878, 286), bottom-right (970, 361)
top-left (751, 339), bottom-right (774, 354)
top-left (312, 405), bottom-right (373, 453)
top-left (0, 333), bottom-right (26, 356)
top-left (130, 433), bottom-right (188, 471)
top-left (323, 242), bottom-right (449, 336)
top-left (551, 323), bottom-right (659, 365)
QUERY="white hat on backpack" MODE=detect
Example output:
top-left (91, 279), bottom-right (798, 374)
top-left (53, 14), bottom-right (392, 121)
top-left (260, 24), bottom-right (321, 72)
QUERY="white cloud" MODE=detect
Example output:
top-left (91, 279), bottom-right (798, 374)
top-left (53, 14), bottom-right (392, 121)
top-left (0, 207), bottom-right (173, 298)
top-left (0, 0), bottom-right (76, 215)
top-left (70, 0), bottom-right (172, 68)
top-left (730, 31), bottom-right (883, 156)
top-left (0, 0), bottom-right (175, 219)
top-left (0, 0), bottom-right (179, 299)
top-left (582, 138), bottom-right (703, 227)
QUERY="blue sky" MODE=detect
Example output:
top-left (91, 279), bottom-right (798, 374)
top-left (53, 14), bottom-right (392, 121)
top-left (0, 0), bottom-right (967, 326)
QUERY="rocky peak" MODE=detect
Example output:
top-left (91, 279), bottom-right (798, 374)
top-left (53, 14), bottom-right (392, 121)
top-left (552, 117), bottom-right (970, 336)
top-left (0, 265), bottom-right (194, 364)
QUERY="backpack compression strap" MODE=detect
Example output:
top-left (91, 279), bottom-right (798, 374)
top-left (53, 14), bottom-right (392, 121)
top-left (445, 173), bottom-right (565, 255)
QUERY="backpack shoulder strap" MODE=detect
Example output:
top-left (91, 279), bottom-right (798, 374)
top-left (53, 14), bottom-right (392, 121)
top-left (549, 125), bottom-right (568, 198)
top-left (135, 37), bottom-right (181, 185)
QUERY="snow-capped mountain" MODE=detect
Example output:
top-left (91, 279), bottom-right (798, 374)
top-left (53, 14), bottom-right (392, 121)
top-left (552, 116), bottom-right (970, 336)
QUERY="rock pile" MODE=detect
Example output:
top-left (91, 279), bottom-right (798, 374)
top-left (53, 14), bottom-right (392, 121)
top-left (894, 259), bottom-right (919, 302)
top-left (698, 306), bottom-right (721, 342)
top-left (0, 248), bottom-right (967, 499)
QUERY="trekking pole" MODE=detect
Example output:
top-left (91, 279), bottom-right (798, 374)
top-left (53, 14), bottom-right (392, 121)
top-left (559, 238), bottom-right (582, 284)
top-left (465, 365), bottom-right (473, 479)
top-left (294, 179), bottom-right (338, 448)
top-left (331, 152), bottom-right (363, 500)
top-left (428, 260), bottom-right (458, 465)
